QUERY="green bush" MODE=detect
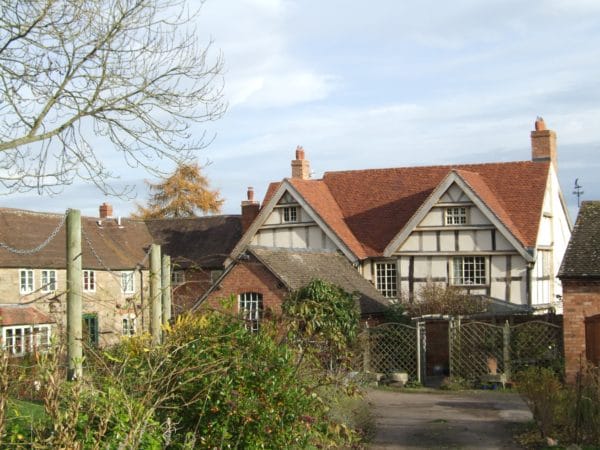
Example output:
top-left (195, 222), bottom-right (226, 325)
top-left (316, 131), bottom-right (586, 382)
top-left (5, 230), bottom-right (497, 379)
top-left (517, 364), bottom-right (600, 447)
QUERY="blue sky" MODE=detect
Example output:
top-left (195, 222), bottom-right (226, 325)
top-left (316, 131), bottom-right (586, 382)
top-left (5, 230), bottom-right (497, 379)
top-left (4, 0), bottom-right (600, 221)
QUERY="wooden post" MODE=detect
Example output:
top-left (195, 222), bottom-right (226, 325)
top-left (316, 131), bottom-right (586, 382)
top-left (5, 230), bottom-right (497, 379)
top-left (416, 322), bottom-right (422, 383)
top-left (150, 244), bottom-right (162, 345)
top-left (161, 254), bottom-right (172, 326)
top-left (66, 209), bottom-right (83, 381)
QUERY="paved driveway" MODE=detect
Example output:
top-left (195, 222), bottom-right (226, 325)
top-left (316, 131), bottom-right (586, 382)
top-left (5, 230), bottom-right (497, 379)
top-left (367, 389), bottom-right (532, 449)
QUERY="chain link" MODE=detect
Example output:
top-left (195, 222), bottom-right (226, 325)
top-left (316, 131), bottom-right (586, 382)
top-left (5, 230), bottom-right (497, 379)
top-left (0, 211), bottom-right (68, 255)
top-left (82, 226), bottom-right (153, 273)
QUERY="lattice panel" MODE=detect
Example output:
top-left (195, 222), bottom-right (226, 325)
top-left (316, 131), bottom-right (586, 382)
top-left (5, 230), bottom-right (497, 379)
top-left (362, 323), bottom-right (418, 379)
top-left (510, 321), bottom-right (562, 373)
top-left (450, 321), bottom-right (504, 381)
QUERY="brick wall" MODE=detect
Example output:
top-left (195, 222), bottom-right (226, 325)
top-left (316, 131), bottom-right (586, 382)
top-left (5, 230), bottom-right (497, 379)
top-left (562, 279), bottom-right (600, 382)
top-left (202, 255), bottom-right (289, 317)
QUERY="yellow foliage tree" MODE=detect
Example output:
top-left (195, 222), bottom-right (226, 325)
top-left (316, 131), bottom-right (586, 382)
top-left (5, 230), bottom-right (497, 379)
top-left (134, 163), bottom-right (224, 218)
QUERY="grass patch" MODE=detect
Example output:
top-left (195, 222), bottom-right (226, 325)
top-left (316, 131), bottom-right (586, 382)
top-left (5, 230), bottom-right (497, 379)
top-left (6, 398), bottom-right (46, 423)
top-left (326, 389), bottom-right (375, 443)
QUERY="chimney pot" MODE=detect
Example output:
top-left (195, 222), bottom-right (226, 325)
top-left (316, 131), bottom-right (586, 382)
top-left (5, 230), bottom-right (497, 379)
top-left (247, 186), bottom-right (254, 202)
top-left (535, 116), bottom-right (547, 131)
top-left (99, 202), bottom-right (113, 219)
top-left (295, 146), bottom-right (305, 160)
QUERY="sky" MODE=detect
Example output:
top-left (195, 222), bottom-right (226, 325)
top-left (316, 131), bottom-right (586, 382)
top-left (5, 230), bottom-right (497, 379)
top-left (3, 0), bottom-right (600, 221)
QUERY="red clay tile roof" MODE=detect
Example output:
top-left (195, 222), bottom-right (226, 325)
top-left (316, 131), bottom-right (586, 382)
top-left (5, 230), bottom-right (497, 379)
top-left (0, 305), bottom-right (54, 326)
top-left (262, 161), bottom-right (549, 258)
top-left (558, 201), bottom-right (600, 279)
top-left (323, 161), bottom-right (549, 255)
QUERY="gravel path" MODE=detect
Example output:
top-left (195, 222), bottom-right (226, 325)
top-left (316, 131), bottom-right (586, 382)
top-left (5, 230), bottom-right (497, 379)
top-left (367, 389), bottom-right (532, 449)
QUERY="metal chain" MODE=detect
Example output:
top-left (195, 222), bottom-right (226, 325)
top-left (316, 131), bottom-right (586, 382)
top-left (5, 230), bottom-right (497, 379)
top-left (82, 227), bottom-right (111, 272)
top-left (82, 226), bottom-right (153, 274)
top-left (0, 211), bottom-right (68, 255)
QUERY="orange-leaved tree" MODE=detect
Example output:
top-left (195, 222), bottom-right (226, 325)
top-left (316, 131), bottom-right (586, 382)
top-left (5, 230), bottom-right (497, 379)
top-left (134, 163), bottom-right (224, 218)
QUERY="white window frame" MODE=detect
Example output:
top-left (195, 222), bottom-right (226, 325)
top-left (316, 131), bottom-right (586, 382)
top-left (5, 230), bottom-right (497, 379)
top-left (283, 206), bottom-right (298, 223)
top-left (121, 271), bottom-right (135, 294)
top-left (375, 262), bottom-right (397, 298)
top-left (452, 256), bottom-right (487, 286)
top-left (2, 324), bottom-right (51, 356)
top-left (445, 207), bottom-right (468, 225)
top-left (83, 270), bottom-right (96, 292)
top-left (41, 269), bottom-right (57, 292)
top-left (171, 270), bottom-right (185, 286)
top-left (239, 292), bottom-right (263, 332)
top-left (121, 315), bottom-right (136, 336)
top-left (19, 269), bottom-right (34, 294)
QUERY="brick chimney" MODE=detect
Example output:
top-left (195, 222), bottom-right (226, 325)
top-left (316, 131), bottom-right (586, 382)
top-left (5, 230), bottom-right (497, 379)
top-left (241, 187), bottom-right (260, 232)
top-left (531, 117), bottom-right (557, 170)
top-left (99, 202), bottom-right (113, 219)
top-left (291, 146), bottom-right (310, 180)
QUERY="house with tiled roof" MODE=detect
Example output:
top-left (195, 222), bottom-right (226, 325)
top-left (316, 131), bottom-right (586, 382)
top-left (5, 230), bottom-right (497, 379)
top-left (0, 205), bottom-right (155, 353)
top-left (0, 204), bottom-right (242, 355)
top-left (196, 118), bottom-right (572, 330)
top-left (558, 201), bottom-right (600, 381)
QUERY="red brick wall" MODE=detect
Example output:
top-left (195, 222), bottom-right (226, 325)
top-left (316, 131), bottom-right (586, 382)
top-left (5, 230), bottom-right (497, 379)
top-left (562, 279), bottom-right (600, 382)
top-left (203, 257), bottom-right (289, 317)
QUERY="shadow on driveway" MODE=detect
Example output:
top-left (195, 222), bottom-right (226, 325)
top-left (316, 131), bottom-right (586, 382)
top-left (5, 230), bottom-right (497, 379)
top-left (367, 389), bottom-right (532, 449)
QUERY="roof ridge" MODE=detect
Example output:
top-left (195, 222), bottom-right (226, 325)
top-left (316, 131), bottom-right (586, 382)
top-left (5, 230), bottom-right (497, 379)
top-left (323, 159), bottom-right (539, 176)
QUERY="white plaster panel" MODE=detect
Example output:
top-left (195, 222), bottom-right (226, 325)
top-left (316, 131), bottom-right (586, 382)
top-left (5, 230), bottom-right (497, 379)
top-left (324, 234), bottom-right (336, 250)
top-left (490, 279), bottom-right (504, 300)
top-left (307, 226), bottom-right (322, 249)
top-left (263, 210), bottom-right (280, 225)
top-left (476, 230), bottom-right (492, 251)
top-left (470, 208), bottom-right (491, 225)
top-left (420, 209), bottom-right (443, 227)
top-left (495, 233), bottom-right (513, 251)
top-left (291, 228), bottom-right (307, 248)
top-left (538, 216), bottom-right (552, 247)
top-left (413, 257), bottom-right (430, 278)
top-left (440, 231), bottom-right (455, 251)
top-left (399, 234), bottom-right (419, 251)
top-left (458, 231), bottom-right (475, 251)
top-left (273, 229), bottom-right (290, 248)
top-left (430, 258), bottom-right (447, 278)
top-left (421, 232), bottom-right (437, 251)
top-left (511, 280), bottom-right (526, 305)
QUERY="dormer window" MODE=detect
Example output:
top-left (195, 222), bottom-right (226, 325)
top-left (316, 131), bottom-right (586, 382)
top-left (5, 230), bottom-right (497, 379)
top-left (445, 207), bottom-right (467, 225)
top-left (283, 206), bottom-right (297, 223)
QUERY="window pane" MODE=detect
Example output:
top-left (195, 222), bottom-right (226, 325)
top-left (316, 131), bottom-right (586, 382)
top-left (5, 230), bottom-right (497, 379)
top-left (239, 292), bottom-right (263, 332)
top-left (376, 262), bottom-right (397, 298)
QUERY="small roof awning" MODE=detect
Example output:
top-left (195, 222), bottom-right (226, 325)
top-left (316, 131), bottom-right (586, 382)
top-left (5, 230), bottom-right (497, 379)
top-left (0, 305), bottom-right (55, 326)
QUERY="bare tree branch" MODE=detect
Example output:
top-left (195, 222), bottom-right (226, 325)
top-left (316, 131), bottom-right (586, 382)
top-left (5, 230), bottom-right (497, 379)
top-left (0, 0), bottom-right (225, 195)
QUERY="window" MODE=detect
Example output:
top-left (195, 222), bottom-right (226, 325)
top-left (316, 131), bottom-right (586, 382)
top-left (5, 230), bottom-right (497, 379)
top-left (83, 270), bottom-right (96, 292)
top-left (239, 292), bottom-right (263, 332)
top-left (41, 270), bottom-right (57, 292)
top-left (83, 313), bottom-right (99, 347)
top-left (2, 325), bottom-right (51, 356)
top-left (283, 206), bottom-right (297, 223)
top-left (375, 262), bottom-right (397, 298)
top-left (19, 269), bottom-right (34, 294)
top-left (121, 271), bottom-right (134, 294)
top-left (452, 256), bottom-right (487, 285)
top-left (122, 316), bottom-right (136, 336)
top-left (446, 207), bottom-right (467, 225)
top-left (171, 270), bottom-right (185, 286)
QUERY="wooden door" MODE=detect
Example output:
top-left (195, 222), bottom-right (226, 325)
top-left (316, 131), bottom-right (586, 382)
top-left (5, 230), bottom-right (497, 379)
top-left (585, 314), bottom-right (600, 365)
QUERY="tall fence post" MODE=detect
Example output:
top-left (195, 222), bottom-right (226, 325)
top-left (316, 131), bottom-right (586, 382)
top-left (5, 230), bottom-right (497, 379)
top-left (150, 244), bottom-right (162, 345)
top-left (362, 331), bottom-right (371, 373)
top-left (503, 321), bottom-right (511, 380)
top-left (416, 322), bottom-right (422, 383)
top-left (161, 254), bottom-right (172, 326)
top-left (66, 209), bottom-right (83, 381)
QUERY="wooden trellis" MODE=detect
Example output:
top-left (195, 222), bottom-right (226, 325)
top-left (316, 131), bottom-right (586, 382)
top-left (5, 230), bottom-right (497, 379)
top-left (360, 322), bottom-right (422, 382)
top-left (449, 319), bottom-right (563, 382)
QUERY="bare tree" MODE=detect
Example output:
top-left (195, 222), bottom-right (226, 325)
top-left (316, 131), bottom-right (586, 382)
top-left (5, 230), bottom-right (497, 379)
top-left (0, 0), bottom-right (225, 195)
